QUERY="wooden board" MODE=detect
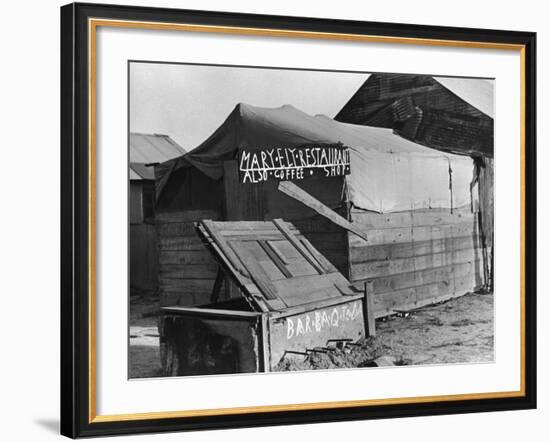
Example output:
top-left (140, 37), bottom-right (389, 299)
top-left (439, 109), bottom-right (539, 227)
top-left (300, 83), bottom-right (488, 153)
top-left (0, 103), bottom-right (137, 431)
top-left (198, 221), bottom-right (273, 312)
top-left (278, 181), bottom-right (369, 241)
top-left (350, 235), bottom-right (479, 263)
top-left (157, 222), bottom-right (198, 237)
top-left (272, 273), bottom-right (353, 307)
top-left (348, 221), bottom-right (479, 247)
top-left (155, 209), bottom-right (220, 224)
top-left (352, 261), bottom-right (480, 295)
top-left (350, 247), bottom-right (483, 280)
top-left (129, 223), bottom-right (158, 292)
top-left (159, 264), bottom-right (219, 280)
top-left (372, 273), bottom-right (482, 318)
top-left (272, 218), bottom-right (325, 275)
top-left (268, 299), bottom-right (365, 368)
top-left (345, 207), bottom-right (485, 317)
top-left (350, 207), bottom-right (475, 229)
top-left (291, 216), bottom-right (350, 234)
top-left (158, 290), bottom-right (211, 307)
top-left (158, 250), bottom-right (214, 266)
top-left (159, 278), bottom-right (216, 295)
top-left (158, 236), bottom-right (206, 251)
top-left (197, 220), bottom-right (357, 312)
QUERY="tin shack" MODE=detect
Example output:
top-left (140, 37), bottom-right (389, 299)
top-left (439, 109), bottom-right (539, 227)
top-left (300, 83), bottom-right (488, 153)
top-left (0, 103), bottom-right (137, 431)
top-left (129, 133), bottom-right (185, 294)
top-left (154, 103), bottom-right (486, 318)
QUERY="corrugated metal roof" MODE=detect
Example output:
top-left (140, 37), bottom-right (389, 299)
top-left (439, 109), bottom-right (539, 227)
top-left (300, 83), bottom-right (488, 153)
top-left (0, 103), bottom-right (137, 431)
top-left (129, 168), bottom-right (142, 180)
top-left (434, 77), bottom-right (494, 119)
top-left (130, 133), bottom-right (186, 163)
top-left (130, 133), bottom-right (185, 180)
top-left (130, 163), bottom-right (156, 180)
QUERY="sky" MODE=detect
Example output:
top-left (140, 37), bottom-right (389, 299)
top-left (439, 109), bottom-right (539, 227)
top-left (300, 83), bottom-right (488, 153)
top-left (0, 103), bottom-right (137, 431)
top-left (129, 62), bottom-right (369, 151)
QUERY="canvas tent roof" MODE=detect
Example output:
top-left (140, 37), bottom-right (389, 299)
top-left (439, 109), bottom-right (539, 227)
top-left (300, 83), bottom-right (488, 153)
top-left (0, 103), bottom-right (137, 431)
top-left (156, 103), bottom-right (475, 213)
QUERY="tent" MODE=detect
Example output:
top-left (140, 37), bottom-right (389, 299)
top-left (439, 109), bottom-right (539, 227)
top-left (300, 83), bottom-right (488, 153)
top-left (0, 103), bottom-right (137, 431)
top-left (156, 103), bottom-right (475, 214)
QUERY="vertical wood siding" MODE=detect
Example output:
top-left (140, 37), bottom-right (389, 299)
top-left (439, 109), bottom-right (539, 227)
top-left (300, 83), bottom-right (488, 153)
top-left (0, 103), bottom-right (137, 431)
top-left (129, 223), bottom-right (158, 292)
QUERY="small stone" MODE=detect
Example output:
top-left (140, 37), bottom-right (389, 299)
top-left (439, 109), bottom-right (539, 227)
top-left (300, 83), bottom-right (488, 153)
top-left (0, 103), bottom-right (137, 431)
top-left (373, 355), bottom-right (397, 366)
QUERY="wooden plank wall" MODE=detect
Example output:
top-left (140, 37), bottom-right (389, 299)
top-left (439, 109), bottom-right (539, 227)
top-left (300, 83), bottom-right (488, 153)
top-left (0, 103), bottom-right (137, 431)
top-left (129, 182), bottom-right (143, 224)
top-left (479, 157), bottom-right (494, 289)
top-left (156, 210), bottom-right (221, 307)
top-left (129, 223), bottom-right (158, 293)
top-left (348, 207), bottom-right (485, 318)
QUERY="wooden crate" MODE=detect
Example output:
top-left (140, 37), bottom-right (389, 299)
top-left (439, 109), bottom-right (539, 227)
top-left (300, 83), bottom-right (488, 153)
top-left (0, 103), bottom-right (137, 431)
top-left (159, 220), bottom-right (374, 375)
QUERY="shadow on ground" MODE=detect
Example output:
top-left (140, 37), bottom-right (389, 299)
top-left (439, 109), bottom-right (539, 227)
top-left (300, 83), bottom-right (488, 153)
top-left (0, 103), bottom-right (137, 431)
top-left (34, 418), bottom-right (58, 434)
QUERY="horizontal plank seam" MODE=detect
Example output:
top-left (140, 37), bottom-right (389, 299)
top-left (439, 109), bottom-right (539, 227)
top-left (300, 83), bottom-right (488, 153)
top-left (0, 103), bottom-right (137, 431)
top-left (350, 246), bottom-right (482, 264)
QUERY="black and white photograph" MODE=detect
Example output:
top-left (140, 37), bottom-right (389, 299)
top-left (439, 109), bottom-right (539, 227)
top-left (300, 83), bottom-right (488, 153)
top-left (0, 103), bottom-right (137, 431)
top-left (0, 0), bottom-right (542, 439)
top-left (128, 62), bottom-right (495, 379)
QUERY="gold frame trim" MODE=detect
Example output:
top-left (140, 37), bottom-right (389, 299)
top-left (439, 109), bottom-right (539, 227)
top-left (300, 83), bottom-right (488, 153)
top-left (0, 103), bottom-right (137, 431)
top-left (88, 18), bottom-right (527, 424)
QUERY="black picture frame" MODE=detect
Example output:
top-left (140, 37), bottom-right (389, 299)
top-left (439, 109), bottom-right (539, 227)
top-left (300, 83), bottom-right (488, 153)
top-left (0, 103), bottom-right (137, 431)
top-left (61, 2), bottom-right (537, 438)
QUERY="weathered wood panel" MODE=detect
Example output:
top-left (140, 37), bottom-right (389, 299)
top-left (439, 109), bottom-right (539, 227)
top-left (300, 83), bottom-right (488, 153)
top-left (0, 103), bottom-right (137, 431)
top-left (156, 209), bottom-right (220, 224)
top-left (269, 299), bottom-right (365, 367)
top-left (353, 261), bottom-right (477, 294)
top-left (158, 250), bottom-right (213, 265)
top-left (158, 279), bottom-right (216, 307)
top-left (350, 247), bottom-right (483, 280)
top-left (129, 223), bottom-right (158, 292)
top-left (129, 182), bottom-right (144, 224)
top-left (156, 210), bottom-right (222, 307)
top-left (478, 156), bottom-right (494, 289)
top-left (348, 221), bottom-right (479, 247)
top-left (350, 207), bottom-right (474, 230)
top-left (372, 273), bottom-right (480, 318)
top-left (159, 264), bottom-right (218, 280)
top-left (158, 236), bottom-right (206, 251)
top-left (157, 222), bottom-right (198, 237)
top-left (350, 235), bottom-right (479, 263)
top-left (348, 207), bottom-right (486, 317)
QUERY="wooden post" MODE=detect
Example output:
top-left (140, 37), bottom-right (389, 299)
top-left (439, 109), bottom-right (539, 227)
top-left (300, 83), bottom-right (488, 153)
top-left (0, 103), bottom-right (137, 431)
top-left (209, 268), bottom-right (225, 304)
top-left (363, 280), bottom-right (376, 337)
top-left (259, 314), bottom-right (271, 372)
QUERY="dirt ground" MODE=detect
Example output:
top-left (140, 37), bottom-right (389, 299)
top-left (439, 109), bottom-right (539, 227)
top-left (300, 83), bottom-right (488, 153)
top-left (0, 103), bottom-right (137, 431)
top-left (276, 292), bottom-right (494, 371)
top-left (129, 292), bottom-right (494, 378)
top-left (129, 293), bottom-right (162, 379)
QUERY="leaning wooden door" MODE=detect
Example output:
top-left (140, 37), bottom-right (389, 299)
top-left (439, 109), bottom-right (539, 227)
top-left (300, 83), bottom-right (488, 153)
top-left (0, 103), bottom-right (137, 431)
top-left (197, 219), bottom-right (357, 311)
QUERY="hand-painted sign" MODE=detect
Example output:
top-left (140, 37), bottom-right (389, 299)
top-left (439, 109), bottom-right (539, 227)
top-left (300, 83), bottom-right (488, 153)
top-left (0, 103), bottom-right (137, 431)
top-left (268, 299), bottom-right (365, 365)
top-left (285, 301), bottom-right (362, 340)
top-left (238, 144), bottom-right (351, 184)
